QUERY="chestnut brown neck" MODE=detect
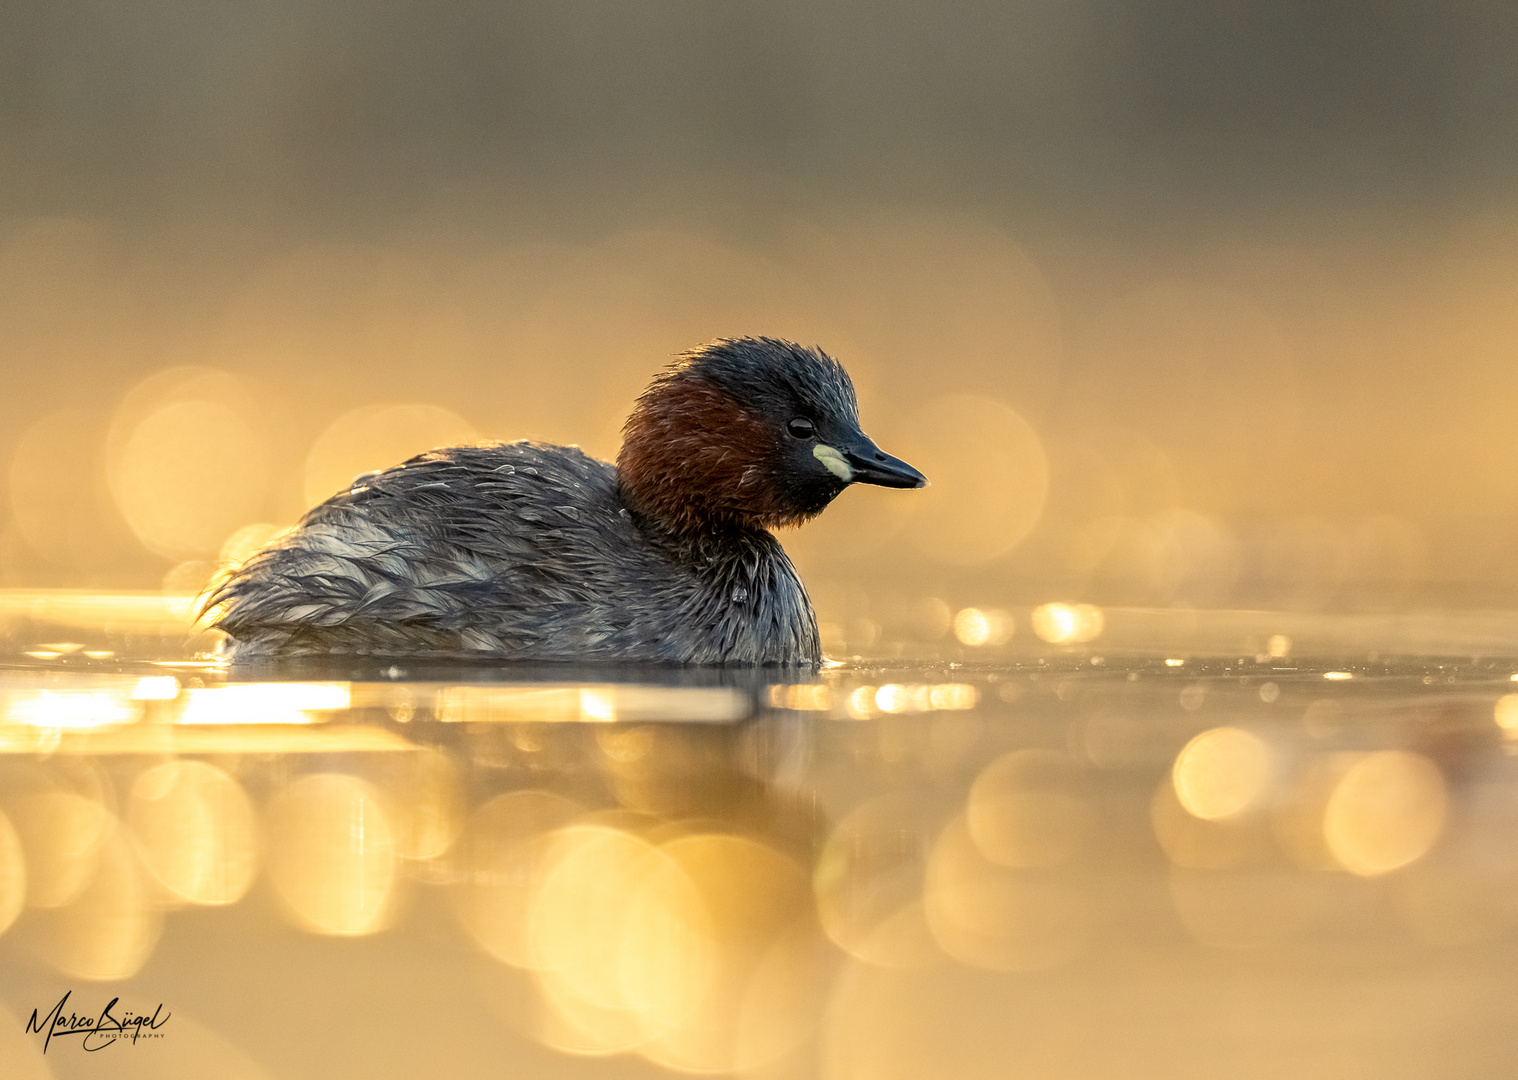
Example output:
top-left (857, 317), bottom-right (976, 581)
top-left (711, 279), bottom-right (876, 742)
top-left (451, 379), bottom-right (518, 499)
top-left (617, 373), bottom-right (802, 541)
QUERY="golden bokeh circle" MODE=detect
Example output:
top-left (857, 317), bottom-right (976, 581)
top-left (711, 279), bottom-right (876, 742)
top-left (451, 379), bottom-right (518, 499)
top-left (10, 789), bottom-right (113, 909)
top-left (528, 824), bottom-right (714, 1047)
top-left (112, 400), bottom-right (269, 559)
top-left (1323, 752), bottom-right (1446, 877)
top-left (1171, 727), bottom-right (1273, 821)
top-left (105, 367), bottom-right (272, 560)
top-left (814, 795), bottom-right (943, 969)
top-left (640, 833), bottom-right (815, 1074)
top-left (966, 750), bottom-right (1093, 869)
top-left (127, 760), bottom-right (258, 906)
top-left (31, 825), bottom-right (162, 981)
top-left (924, 814), bottom-right (1092, 972)
top-left (452, 789), bottom-right (585, 968)
top-left (264, 773), bottom-right (398, 935)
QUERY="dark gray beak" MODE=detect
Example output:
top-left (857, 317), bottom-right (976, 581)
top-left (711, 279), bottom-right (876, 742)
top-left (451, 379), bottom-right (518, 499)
top-left (845, 438), bottom-right (928, 489)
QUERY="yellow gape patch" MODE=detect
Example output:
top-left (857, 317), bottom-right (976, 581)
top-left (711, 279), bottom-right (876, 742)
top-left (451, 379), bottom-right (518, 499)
top-left (813, 444), bottom-right (853, 481)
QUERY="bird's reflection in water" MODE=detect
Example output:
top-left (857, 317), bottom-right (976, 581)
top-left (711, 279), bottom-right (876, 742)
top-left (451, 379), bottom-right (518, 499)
top-left (1, 660), bottom-right (1518, 1078)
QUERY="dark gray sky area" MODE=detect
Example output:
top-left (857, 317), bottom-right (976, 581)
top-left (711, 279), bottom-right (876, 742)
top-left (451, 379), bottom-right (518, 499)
top-left (2, 0), bottom-right (1515, 228)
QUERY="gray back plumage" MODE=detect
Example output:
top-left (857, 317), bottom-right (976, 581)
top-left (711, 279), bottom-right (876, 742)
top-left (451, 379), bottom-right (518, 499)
top-left (207, 441), bottom-right (821, 665)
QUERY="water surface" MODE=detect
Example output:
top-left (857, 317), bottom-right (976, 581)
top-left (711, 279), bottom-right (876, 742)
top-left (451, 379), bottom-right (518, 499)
top-left (2, 591), bottom-right (1516, 1079)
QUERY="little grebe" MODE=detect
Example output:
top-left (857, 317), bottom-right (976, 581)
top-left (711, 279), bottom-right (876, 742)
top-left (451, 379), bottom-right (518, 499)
top-left (205, 337), bottom-right (926, 665)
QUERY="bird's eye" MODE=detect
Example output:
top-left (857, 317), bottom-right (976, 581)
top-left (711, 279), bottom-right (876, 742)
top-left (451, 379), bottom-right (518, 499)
top-left (787, 417), bottom-right (815, 439)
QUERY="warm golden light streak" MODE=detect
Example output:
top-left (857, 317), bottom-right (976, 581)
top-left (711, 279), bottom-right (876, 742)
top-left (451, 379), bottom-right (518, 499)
top-left (769, 684), bottom-right (832, 711)
top-left (832, 682), bottom-right (978, 719)
top-left (4, 691), bottom-right (134, 730)
top-left (1030, 602), bottom-right (1105, 645)
top-left (436, 685), bottom-right (748, 724)
top-left (0, 590), bottom-right (201, 632)
top-left (930, 683), bottom-right (979, 710)
top-left (0, 724), bottom-right (414, 756)
top-left (579, 689), bottom-right (616, 722)
top-left (176, 682), bottom-right (351, 725)
top-left (0, 586), bottom-right (206, 637)
top-left (131, 675), bottom-right (181, 700)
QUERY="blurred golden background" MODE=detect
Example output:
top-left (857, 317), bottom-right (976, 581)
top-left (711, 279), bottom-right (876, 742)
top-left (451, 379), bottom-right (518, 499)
top-left (5, 1), bottom-right (1518, 622)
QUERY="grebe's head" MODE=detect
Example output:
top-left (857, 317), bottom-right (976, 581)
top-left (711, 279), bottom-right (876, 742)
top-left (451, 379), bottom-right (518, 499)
top-left (617, 337), bottom-right (926, 535)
